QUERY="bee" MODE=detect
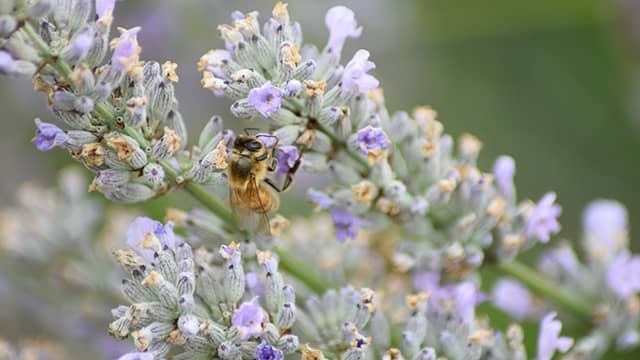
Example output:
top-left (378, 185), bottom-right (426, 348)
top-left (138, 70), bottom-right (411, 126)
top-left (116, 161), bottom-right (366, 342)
top-left (227, 130), bottom-right (299, 242)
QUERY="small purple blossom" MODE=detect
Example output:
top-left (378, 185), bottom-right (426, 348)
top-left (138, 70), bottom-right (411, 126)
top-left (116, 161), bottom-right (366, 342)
top-left (117, 352), bottom-right (153, 360)
top-left (429, 282), bottom-right (485, 324)
top-left (537, 312), bottom-right (573, 360)
top-left (112, 27), bottom-right (141, 71)
top-left (493, 155), bottom-right (515, 197)
top-left (126, 217), bottom-right (183, 263)
top-left (606, 251), bottom-right (640, 299)
top-left (232, 298), bottom-right (267, 340)
top-left (0, 50), bottom-right (16, 73)
top-left (255, 133), bottom-right (278, 149)
top-left (256, 343), bottom-right (283, 360)
top-left (219, 243), bottom-right (242, 266)
top-left (325, 6), bottom-right (362, 56)
top-left (308, 189), bottom-right (334, 210)
top-left (32, 120), bottom-right (68, 151)
top-left (246, 272), bottom-right (265, 297)
top-left (275, 146), bottom-right (299, 173)
top-left (284, 79), bottom-right (302, 97)
top-left (527, 192), bottom-right (561, 243)
top-left (356, 125), bottom-right (388, 155)
top-left (247, 82), bottom-right (284, 117)
top-left (96, 0), bottom-right (116, 19)
top-left (341, 49), bottom-right (379, 94)
top-left (180, 317), bottom-right (200, 336)
top-left (492, 278), bottom-right (533, 321)
top-left (330, 208), bottom-right (360, 242)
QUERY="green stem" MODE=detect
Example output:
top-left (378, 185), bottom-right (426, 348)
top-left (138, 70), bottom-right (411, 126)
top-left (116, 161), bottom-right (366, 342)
top-left (496, 259), bottom-right (594, 320)
top-left (273, 246), bottom-right (331, 294)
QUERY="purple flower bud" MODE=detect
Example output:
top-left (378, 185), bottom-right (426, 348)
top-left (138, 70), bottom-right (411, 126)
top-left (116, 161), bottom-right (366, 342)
top-left (284, 79), bottom-right (302, 97)
top-left (32, 119), bottom-right (68, 151)
top-left (527, 192), bottom-right (561, 243)
top-left (126, 217), bottom-right (183, 263)
top-left (325, 6), bottom-right (362, 56)
top-left (96, 0), bottom-right (116, 19)
top-left (112, 27), bottom-right (141, 72)
top-left (219, 242), bottom-right (242, 266)
top-left (70, 30), bottom-right (94, 60)
top-left (356, 125), bottom-right (389, 155)
top-left (180, 317), bottom-right (200, 336)
top-left (493, 155), bottom-right (515, 197)
top-left (492, 278), bottom-right (533, 321)
top-left (341, 49), bottom-right (379, 94)
top-left (275, 145), bottom-right (299, 174)
top-left (330, 208), bottom-right (361, 242)
top-left (606, 251), bottom-right (640, 299)
top-left (247, 82), bottom-right (284, 117)
top-left (232, 298), bottom-right (267, 340)
top-left (454, 282), bottom-right (484, 324)
top-left (256, 342), bottom-right (283, 360)
top-left (537, 312), bottom-right (573, 360)
top-left (308, 189), bottom-right (334, 210)
top-left (582, 200), bottom-right (628, 262)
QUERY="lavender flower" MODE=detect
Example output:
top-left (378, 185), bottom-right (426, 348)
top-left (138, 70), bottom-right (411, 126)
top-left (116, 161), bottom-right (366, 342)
top-left (256, 343), bottom-right (283, 360)
top-left (325, 6), bottom-right (362, 56)
top-left (68, 30), bottom-right (94, 60)
top-left (606, 251), bottom-right (640, 299)
top-left (308, 189), bottom-right (334, 210)
top-left (412, 270), bottom-right (440, 292)
top-left (112, 27), bottom-right (142, 72)
top-left (492, 278), bottom-right (533, 321)
top-left (341, 49), bottom-right (379, 94)
top-left (247, 82), bottom-right (284, 117)
top-left (96, 0), bottom-right (116, 20)
top-left (32, 120), bottom-right (68, 151)
top-left (537, 312), bottom-right (573, 360)
top-left (275, 145), bottom-right (299, 173)
top-left (527, 192), bottom-right (561, 243)
top-left (232, 298), bottom-right (268, 340)
top-left (493, 155), bottom-right (516, 197)
top-left (356, 125), bottom-right (389, 155)
top-left (125, 216), bottom-right (182, 263)
top-left (330, 208), bottom-right (360, 242)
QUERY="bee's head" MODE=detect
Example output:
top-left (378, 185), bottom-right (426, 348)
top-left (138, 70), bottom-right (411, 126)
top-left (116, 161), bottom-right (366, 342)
top-left (234, 135), bottom-right (265, 153)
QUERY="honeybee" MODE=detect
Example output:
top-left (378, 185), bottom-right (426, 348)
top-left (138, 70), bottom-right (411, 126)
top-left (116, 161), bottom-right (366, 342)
top-left (228, 131), bottom-right (299, 242)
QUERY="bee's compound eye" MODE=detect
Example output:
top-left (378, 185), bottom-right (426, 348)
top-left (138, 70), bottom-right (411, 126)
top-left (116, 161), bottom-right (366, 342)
top-left (246, 141), bottom-right (263, 151)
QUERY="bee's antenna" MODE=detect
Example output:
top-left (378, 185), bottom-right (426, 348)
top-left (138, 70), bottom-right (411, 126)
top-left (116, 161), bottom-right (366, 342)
top-left (244, 127), bottom-right (260, 135)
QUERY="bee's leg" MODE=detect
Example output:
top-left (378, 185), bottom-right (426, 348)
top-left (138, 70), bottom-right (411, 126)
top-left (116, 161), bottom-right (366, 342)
top-left (281, 157), bottom-right (302, 192)
top-left (267, 157), bottom-right (278, 172)
top-left (264, 178), bottom-right (282, 193)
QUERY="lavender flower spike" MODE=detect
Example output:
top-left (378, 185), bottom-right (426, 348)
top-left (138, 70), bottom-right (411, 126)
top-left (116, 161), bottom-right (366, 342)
top-left (341, 49), bottom-right (379, 94)
top-left (606, 250), bottom-right (640, 299)
top-left (247, 82), bottom-right (284, 117)
top-left (527, 192), bottom-right (561, 243)
top-left (112, 27), bottom-right (142, 72)
top-left (32, 119), bottom-right (68, 151)
top-left (537, 312), bottom-right (573, 360)
top-left (275, 145), bottom-right (299, 173)
top-left (232, 297), bottom-right (268, 340)
top-left (325, 6), bottom-right (362, 56)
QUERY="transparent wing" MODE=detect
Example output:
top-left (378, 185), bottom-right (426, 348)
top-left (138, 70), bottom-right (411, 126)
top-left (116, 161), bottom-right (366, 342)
top-left (229, 176), bottom-right (272, 246)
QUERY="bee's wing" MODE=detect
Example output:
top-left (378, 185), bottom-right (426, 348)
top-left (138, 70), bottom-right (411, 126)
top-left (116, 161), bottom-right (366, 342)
top-left (229, 176), bottom-right (273, 246)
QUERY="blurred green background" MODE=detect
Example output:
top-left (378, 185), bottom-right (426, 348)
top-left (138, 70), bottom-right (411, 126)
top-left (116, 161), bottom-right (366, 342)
top-left (1, 0), bottom-right (639, 358)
